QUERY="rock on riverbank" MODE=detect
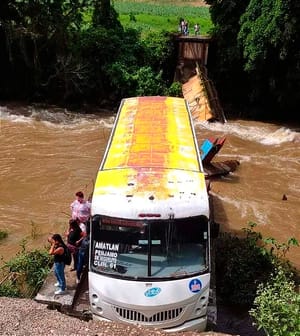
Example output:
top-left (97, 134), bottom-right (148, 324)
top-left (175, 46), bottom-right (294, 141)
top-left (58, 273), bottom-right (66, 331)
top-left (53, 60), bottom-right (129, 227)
top-left (0, 297), bottom-right (234, 336)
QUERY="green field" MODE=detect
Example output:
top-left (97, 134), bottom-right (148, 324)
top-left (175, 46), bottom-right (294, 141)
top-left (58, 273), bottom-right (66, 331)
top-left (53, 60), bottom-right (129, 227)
top-left (112, 1), bottom-right (213, 36)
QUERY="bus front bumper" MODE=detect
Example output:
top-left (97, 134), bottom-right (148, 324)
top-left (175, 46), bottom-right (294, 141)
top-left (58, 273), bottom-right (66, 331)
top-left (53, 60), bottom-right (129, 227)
top-left (93, 314), bottom-right (207, 333)
top-left (163, 316), bottom-right (207, 333)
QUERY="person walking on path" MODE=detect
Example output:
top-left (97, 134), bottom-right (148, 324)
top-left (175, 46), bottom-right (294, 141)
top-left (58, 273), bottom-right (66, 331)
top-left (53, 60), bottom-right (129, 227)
top-left (48, 234), bottom-right (67, 295)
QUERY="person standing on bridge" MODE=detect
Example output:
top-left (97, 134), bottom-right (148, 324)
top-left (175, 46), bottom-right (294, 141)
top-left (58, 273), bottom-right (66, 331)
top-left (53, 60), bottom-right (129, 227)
top-left (194, 23), bottom-right (200, 35)
top-left (179, 18), bottom-right (185, 34)
top-left (48, 234), bottom-right (67, 295)
top-left (184, 20), bottom-right (189, 36)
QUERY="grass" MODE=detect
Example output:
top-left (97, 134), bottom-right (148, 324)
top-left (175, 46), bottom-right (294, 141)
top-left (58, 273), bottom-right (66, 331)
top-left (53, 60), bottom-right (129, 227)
top-left (113, 0), bottom-right (208, 5)
top-left (112, 1), bottom-right (213, 35)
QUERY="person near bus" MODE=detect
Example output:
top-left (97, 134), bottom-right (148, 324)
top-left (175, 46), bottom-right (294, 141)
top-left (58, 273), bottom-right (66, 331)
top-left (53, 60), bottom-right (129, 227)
top-left (65, 219), bottom-right (84, 271)
top-left (70, 191), bottom-right (91, 233)
top-left (76, 223), bottom-right (90, 284)
top-left (48, 233), bottom-right (67, 295)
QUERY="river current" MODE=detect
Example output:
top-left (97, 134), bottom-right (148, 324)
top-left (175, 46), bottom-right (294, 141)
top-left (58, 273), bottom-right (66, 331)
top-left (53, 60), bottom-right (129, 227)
top-left (0, 103), bottom-right (299, 269)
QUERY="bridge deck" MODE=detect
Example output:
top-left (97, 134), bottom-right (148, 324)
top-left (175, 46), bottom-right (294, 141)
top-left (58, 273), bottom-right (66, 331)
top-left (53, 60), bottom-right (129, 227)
top-left (174, 34), bottom-right (211, 42)
top-left (35, 265), bottom-right (91, 319)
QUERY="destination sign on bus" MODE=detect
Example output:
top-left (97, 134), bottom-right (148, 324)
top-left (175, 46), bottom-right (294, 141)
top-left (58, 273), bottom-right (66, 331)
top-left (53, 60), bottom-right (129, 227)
top-left (102, 216), bottom-right (143, 228)
top-left (93, 241), bottom-right (119, 269)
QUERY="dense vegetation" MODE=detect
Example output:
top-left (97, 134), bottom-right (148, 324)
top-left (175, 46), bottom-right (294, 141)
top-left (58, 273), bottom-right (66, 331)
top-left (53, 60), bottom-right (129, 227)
top-left (216, 223), bottom-right (299, 306)
top-left (215, 223), bottom-right (299, 335)
top-left (206, 0), bottom-right (300, 121)
top-left (1, 0), bottom-right (299, 121)
top-left (0, 0), bottom-right (186, 108)
top-left (0, 241), bottom-right (52, 298)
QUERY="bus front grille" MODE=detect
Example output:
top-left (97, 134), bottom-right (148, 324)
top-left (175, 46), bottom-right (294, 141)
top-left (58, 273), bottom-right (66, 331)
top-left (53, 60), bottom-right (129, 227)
top-left (113, 306), bottom-right (184, 323)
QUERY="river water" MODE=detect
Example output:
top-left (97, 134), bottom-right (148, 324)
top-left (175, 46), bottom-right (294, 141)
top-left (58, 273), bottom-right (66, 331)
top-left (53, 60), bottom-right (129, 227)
top-left (0, 103), bottom-right (299, 270)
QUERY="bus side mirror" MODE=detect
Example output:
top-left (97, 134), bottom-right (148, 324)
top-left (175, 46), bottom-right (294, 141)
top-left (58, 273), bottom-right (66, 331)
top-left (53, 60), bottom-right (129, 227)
top-left (211, 221), bottom-right (220, 239)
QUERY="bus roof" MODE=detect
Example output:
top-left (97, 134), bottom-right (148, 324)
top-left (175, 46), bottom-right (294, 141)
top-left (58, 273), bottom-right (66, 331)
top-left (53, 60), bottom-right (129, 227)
top-left (92, 96), bottom-right (209, 220)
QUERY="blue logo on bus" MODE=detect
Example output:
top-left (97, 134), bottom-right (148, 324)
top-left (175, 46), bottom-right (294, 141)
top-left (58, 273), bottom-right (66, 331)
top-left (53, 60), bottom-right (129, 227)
top-left (144, 287), bottom-right (161, 297)
top-left (189, 279), bottom-right (202, 293)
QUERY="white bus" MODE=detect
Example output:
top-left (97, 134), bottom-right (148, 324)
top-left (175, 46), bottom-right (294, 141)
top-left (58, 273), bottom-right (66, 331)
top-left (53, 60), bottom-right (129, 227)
top-left (89, 96), bottom-right (211, 332)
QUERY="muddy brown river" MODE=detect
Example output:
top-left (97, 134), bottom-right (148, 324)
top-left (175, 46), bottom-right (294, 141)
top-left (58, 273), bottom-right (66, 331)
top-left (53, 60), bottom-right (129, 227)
top-left (0, 103), bottom-right (299, 270)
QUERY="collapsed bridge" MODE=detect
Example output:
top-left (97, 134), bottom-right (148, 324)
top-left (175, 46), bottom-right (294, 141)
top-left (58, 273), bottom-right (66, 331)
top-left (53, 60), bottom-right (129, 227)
top-left (173, 34), bottom-right (226, 123)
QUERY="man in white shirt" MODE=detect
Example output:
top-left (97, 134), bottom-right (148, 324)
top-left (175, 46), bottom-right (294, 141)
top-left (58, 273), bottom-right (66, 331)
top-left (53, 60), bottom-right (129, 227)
top-left (70, 191), bottom-right (91, 232)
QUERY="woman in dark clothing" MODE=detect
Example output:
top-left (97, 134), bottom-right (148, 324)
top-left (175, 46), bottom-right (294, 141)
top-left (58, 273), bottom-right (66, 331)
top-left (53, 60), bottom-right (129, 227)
top-left (66, 219), bottom-right (84, 271)
top-left (49, 233), bottom-right (67, 295)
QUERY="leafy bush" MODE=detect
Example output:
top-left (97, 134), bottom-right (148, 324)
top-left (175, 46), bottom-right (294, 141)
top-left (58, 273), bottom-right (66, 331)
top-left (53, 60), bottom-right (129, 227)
top-left (250, 265), bottom-right (300, 336)
top-left (107, 62), bottom-right (166, 98)
top-left (103, 29), bottom-right (176, 98)
top-left (142, 31), bottom-right (174, 69)
top-left (133, 67), bottom-right (165, 96)
top-left (215, 222), bottom-right (298, 306)
top-left (0, 243), bottom-right (52, 298)
top-left (0, 281), bottom-right (20, 297)
top-left (165, 81), bottom-right (183, 97)
top-left (216, 224), bottom-right (273, 306)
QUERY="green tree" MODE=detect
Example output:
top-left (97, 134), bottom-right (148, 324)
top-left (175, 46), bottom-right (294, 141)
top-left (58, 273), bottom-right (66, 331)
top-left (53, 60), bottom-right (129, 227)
top-left (142, 31), bottom-right (176, 85)
top-left (92, 0), bottom-right (121, 28)
top-left (142, 31), bottom-right (174, 69)
top-left (101, 29), bottom-right (175, 100)
top-left (238, 0), bottom-right (300, 119)
top-left (239, 0), bottom-right (284, 72)
top-left (206, 0), bottom-right (300, 120)
top-left (205, 0), bottom-right (251, 110)
top-left (78, 26), bottom-right (144, 100)
top-left (0, 0), bottom-right (93, 101)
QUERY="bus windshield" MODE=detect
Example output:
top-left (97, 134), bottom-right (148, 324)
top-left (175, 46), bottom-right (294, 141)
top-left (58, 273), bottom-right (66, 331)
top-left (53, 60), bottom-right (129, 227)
top-left (90, 215), bottom-right (209, 280)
